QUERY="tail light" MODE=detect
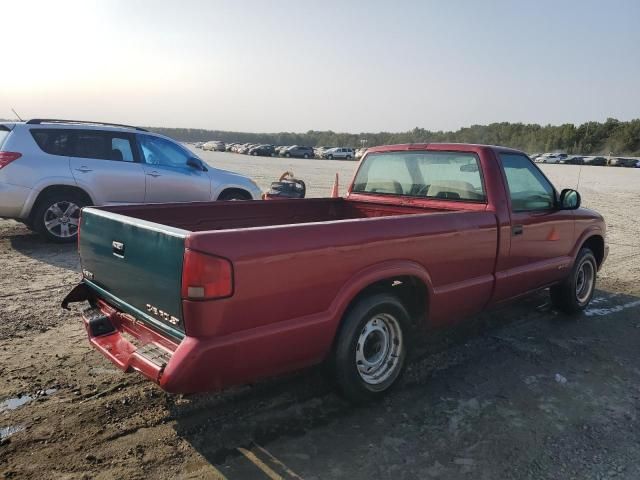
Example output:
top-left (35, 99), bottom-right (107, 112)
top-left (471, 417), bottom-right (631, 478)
top-left (0, 151), bottom-right (22, 169)
top-left (181, 249), bottom-right (233, 300)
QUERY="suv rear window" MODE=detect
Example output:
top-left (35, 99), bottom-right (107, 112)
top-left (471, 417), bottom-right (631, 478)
top-left (0, 126), bottom-right (10, 148)
top-left (31, 129), bottom-right (72, 156)
top-left (30, 129), bottom-right (135, 161)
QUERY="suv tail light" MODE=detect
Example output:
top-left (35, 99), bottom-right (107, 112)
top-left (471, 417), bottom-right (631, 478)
top-left (0, 151), bottom-right (22, 169)
top-left (181, 249), bottom-right (233, 300)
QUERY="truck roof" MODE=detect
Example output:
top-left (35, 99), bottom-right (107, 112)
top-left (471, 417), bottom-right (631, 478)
top-left (366, 143), bottom-right (525, 155)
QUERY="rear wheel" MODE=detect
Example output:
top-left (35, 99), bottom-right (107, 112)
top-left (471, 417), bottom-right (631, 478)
top-left (333, 293), bottom-right (409, 403)
top-left (33, 191), bottom-right (88, 243)
top-left (218, 189), bottom-right (252, 201)
top-left (550, 248), bottom-right (597, 313)
top-left (303, 154), bottom-right (309, 159)
top-left (285, 153), bottom-right (291, 158)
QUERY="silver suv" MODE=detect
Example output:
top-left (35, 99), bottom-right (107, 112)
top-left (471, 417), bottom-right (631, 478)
top-left (0, 119), bottom-right (262, 242)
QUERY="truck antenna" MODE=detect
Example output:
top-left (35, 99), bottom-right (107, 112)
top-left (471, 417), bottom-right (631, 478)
top-left (10, 108), bottom-right (23, 122)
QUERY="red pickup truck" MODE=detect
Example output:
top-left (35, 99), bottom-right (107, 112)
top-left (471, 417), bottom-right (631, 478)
top-left (63, 143), bottom-right (607, 402)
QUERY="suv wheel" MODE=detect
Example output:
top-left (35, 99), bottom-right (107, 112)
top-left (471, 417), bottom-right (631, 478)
top-left (303, 154), bottom-right (309, 159)
top-left (218, 190), bottom-right (252, 201)
top-left (332, 292), bottom-right (409, 403)
top-left (285, 153), bottom-right (291, 158)
top-left (328, 155), bottom-right (334, 160)
top-left (346, 155), bottom-right (352, 159)
top-left (33, 191), bottom-right (88, 243)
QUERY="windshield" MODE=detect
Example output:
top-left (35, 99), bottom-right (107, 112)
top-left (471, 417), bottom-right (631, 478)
top-left (352, 151), bottom-right (486, 202)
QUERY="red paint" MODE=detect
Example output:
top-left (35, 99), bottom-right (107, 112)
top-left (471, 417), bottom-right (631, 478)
top-left (81, 144), bottom-right (607, 394)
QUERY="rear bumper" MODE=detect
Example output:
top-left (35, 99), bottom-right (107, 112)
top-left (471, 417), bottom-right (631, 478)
top-left (82, 301), bottom-right (180, 385)
top-left (0, 182), bottom-right (31, 219)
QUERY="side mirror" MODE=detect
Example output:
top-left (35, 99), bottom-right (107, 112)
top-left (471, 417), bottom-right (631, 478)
top-left (187, 157), bottom-right (207, 171)
top-left (559, 188), bottom-right (581, 210)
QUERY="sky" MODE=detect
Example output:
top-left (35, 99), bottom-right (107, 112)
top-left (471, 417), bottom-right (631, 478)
top-left (2, 0), bottom-right (639, 133)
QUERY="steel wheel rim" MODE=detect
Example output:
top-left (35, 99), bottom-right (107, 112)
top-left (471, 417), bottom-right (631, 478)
top-left (355, 313), bottom-right (403, 385)
top-left (44, 201), bottom-right (80, 238)
top-left (575, 259), bottom-right (595, 304)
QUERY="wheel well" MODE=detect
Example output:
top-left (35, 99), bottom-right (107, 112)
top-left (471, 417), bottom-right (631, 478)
top-left (582, 235), bottom-right (605, 267)
top-left (217, 188), bottom-right (252, 200)
top-left (343, 276), bottom-right (428, 328)
top-left (29, 185), bottom-right (93, 221)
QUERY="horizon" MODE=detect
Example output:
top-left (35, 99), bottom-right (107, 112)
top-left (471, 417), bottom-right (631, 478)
top-left (3, 0), bottom-right (640, 133)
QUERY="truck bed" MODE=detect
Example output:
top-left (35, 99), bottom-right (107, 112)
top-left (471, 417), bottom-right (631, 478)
top-left (97, 198), bottom-right (445, 232)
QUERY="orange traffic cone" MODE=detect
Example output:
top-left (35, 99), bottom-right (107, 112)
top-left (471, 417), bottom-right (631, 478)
top-left (330, 173), bottom-right (339, 198)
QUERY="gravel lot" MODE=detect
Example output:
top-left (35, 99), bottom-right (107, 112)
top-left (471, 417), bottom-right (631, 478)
top-left (1, 156), bottom-right (640, 479)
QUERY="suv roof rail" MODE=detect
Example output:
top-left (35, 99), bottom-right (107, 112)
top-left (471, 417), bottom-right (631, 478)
top-left (26, 119), bottom-right (148, 132)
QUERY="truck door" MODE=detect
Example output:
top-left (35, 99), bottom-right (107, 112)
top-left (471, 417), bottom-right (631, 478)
top-left (137, 134), bottom-right (211, 203)
top-left (69, 130), bottom-right (146, 205)
top-left (494, 153), bottom-right (575, 300)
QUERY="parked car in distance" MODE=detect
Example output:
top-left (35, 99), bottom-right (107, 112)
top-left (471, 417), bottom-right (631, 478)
top-left (560, 156), bottom-right (584, 165)
top-left (248, 144), bottom-right (275, 157)
top-left (202, 141), bottom-right (226, 152)
top-left (283, 145), bottom-right (314, 158)
top-left (0, 119), bottom-right (262, 242)
top-left (64, 142), bottom-right (607, 403)
top-left (323, 147), bottom-right (355, 160)
top-left (609, 157), bottom-right (638, 167)
top-left (537, 152), bottom-right (568, 164)
top-left (583, 156), bottom-right (607, 166)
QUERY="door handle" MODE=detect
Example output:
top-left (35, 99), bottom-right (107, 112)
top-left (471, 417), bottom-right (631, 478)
top-left (146, 171), bottom-right (161, 178)
top-left (75, 166), bottom-right (92, 173)
top-left (512, 225), bottom-right (524, 236)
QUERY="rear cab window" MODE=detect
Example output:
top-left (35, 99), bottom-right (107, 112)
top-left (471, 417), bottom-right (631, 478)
top-left (352, 151), bottom-right (486, 202)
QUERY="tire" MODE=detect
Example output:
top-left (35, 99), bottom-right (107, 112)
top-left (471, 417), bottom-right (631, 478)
top-left (32, 191), bottom-right (88, 243)
top-left (550, 247), bottom-right (597, 314)
top-left (218, 189), bottom-right (252, 201)
top-left (346, 155), bottom-right (352, 160)
top-left (303, 154), bottom-right (309, 159)
top-left (328, 155), bottom-right (334, 160)
top-left (332, 292), bottom-right (409, 403)
top-left (285, 153), bottom-right (291, 158)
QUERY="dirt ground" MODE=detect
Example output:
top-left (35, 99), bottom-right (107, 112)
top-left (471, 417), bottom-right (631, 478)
top-left (1, 160), bottom-right (640, 480)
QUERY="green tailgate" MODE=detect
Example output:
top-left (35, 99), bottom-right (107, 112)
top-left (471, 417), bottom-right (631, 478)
top-left (79, 207), bottom-right (188, 341)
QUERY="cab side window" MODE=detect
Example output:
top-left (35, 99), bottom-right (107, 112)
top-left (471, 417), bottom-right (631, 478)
top-left (138, 135), bottom-right (190, 167)
top-left (500, 153), bottom-right (555, 211)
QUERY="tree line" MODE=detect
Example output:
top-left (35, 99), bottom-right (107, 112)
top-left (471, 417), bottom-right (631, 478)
top-left (3, 117), bottom-right (637, 155)
top-left (148, 118), bottom-right (640, 156)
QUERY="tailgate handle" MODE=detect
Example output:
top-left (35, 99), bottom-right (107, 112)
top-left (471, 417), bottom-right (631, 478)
top-left (112, 240), bottom-right (125, 258)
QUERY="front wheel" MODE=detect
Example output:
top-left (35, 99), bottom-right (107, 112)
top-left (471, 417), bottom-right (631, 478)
top-left (327, 155), bottom-right (334, 160)
top-left (303, 154), bottom-right (309, 159)
top-left (332, 293), bottom-right (409, 403)
top-left (550, 248), bottom-right (597, 314)
top-left (285, 153), bottom-right (291, 158)
top-left (218, 190), bottom-right (252, 201)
